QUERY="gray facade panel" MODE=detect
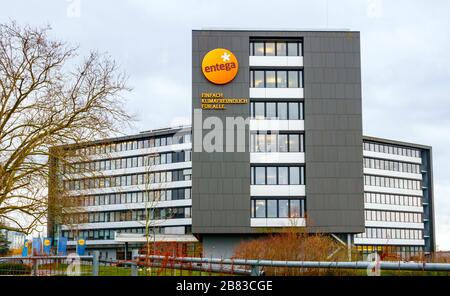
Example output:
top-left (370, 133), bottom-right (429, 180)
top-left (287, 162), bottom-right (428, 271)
top-left (303, 32), bottom-right (365, 233)
top-left (192, 31), bottom-right (251, 234)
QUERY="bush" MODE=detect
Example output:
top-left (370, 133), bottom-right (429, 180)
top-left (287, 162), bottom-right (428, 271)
top-left (0, 263), bottom-right (32, 275)
top-left (233, 228), bottom-right (354, 276)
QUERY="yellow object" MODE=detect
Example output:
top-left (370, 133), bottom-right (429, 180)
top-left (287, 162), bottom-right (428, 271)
top-left (202, 48), bottom-right (239, 85)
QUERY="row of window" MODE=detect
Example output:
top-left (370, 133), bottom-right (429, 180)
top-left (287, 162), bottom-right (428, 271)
top-left (72, 188), bottom-right (191, 207)
top-left (251, 198), bottom-right (305, 218)
top-left (64, 169), bottom-right (192, 191)
top-left (250, 101), bottom-right (304, 120)
top-left (355, 227), bottom-right (423, 240)
top-left (356, 245), bottom-right (423, 257)
top-left (365, 210), bottom-right (422, 223)
top-left (64, 206), bottom-right (191, 224)
top-left (66, 151), bottom-right (191, 174)
top-left (364, 175), bottom-right (422, 191)
top-left (250, 40), bottom-right (303, 57)
top-left (251, 166), bottom-right (305, 185)
top-left (250, 70), bottom-right (303, 88)
top-left (61, 226), bottom-right (191, 241)
top-left (363, 142), bottom-right (421, 158)
top-left (364, 157), bottom-right (420, 174)
top-left (251, 133), bottom-right (304, 153)
top-left (73, 133), bottom-right (191, 156)
top-left (364, 192), bottom-right (422, 207)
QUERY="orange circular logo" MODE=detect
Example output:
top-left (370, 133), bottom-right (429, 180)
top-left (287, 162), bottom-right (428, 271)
top-left (202, 48), bottom-right (238, 85)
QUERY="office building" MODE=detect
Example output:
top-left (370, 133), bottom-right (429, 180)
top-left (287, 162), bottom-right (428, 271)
top-left (47, 29), bottom-right (435, 260)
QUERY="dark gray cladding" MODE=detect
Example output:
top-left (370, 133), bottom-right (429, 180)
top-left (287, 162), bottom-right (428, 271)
top-left (192, 30), bottom-right (251, 233)
top-left (192, 30), bottom-right (365, 234)
top-left (303, 32), bottom-right (365, 233)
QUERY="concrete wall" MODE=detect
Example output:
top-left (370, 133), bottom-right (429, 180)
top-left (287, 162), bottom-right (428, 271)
top-left (202, 235), bottom-right (257, 259)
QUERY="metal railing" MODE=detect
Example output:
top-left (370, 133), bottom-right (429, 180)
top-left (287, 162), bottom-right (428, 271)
top-left (139, 255), bottom-right (450, 276)
top-left (2, 252), bottom-right (450, 276)
top-left (0, 254), bottom-right (96, 276)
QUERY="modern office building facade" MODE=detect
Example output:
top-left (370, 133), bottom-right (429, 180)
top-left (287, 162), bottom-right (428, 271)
top-left (0, 227), bottom-right (27, 250)
top-left (47, 29), bottom-right (435, 260)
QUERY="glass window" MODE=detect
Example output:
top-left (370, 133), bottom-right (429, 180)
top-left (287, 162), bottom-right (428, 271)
top-left (288, 71), bottom-right (299, 88)
top-left (288, 102), bottom-right (299, 120)
top-left (276, 42), bottom-right (286, 56)
top-left (266, 102), bottom-right (276, 119)
top-left (290, 200), bottom-right (301, 218)
top-left (287, 42), bottom-right (298, 56)
top-left (279, 200), bottom-right (289, 217)
top-left (254, 102), bottom-right (265, 119)
top-left (278, 134), bottom-right (288, 152)
top-left (255, 167), bottom-right (266, 185)
top-left (266, 167), bottom-right (277, 185)
top-left (278, 102), bottom-right (288, 120)
top-left (266, 134), bottom-right (277, 152)
top-left (289, 167), bottom-right (300, 184)
top-left (267, 200), bottom-right (277, 218)
top-left (254, 71), bottom-right (264, 88)
top-left (278, 167), bottom-right (289, 185)
top-left (256, 134), bottom-right (266, 152)
top-left (265, 42), bottom-right (276, 56)
top-left (255, 200), bottom-right (266, 218)
top-left (254, 42), bottom-right (264, 56)
top-left (266, 71), bottom-right (276, 88)
top-left (277, 71), bottom-right (287, 88)
top-left (289, 134), bottom-right (300, 152)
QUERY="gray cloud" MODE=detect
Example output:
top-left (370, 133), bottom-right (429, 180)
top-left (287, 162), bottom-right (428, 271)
top-left (1, 0), bottom-right (449, 249)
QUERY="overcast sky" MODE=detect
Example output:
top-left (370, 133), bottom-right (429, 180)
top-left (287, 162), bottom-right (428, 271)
top-left (2, 0), bottom-right (450, 250)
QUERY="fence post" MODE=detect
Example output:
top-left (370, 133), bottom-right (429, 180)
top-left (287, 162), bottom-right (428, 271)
top-left (92, 251), bottom-right (99, 276)
top-left (32, 258), bottom-right (38, 276)
top-left (131, 263), bottom-right (138, 276)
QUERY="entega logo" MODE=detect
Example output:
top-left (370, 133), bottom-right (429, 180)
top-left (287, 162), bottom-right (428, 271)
top-left (202, 48), bottom-right (238, 85)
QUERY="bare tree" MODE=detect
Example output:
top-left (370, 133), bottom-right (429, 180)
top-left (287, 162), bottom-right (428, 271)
top-left (0, 22), bottom-right (132, 234)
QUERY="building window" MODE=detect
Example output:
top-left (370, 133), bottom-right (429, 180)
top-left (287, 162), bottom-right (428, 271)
top-left (255, 167), bottom-right (266, 185)
top-left (266, 167), bottom-right (277, 185)
top-left (250, 101), bottom-right (304, 120)
top-left (267, 200), bottom-right (277, 218)
top-left (364, 157), bottom-right (420, 174)
top-left (255, 200), bottom-right (266, 218)
top-left (265, 42), bottom-right (276, 56)
top-left (277, 71), bottom-right (288, 88)
top-left (250, 70), bottom-right (303, 88)
top-left (290, 200), bottom-right (301, 218)
top-left (251, 199), bottom-right (305, 219)
top-left (253, 71), bottom-right (265, 88)
top-left (278, 200), bottom-right (289, 218)
top-left (250, 133), bottom-right (304, 153)
top-left (251, 166), bottom-right (305, 185)
top-left (250, 40), bottom-right (302, 56)
top-left (363, 141), bottom-right (421, 158)
top-left (287, 42), bottom-right (299, 56)
top-left (278, 167), bottom-right (289, 185)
